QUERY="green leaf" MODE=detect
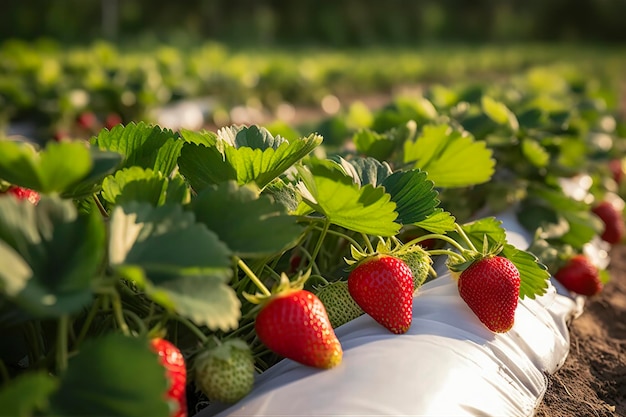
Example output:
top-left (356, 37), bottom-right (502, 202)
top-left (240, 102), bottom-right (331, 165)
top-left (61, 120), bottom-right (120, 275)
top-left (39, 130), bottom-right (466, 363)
top-left (108, 203), bottom-right (237, 329)
top-left (61, 148), bottom-right (123, 199)
top-left (101, 167), bottom-right (189, 206)
top-left (297, 163), bottom-right (400, 236)
top-left (403, 124), bottom-right (495, 188)
top-left (501, 244), bottom-right (550, 299)
top-left (521, 138), bottom-right (550, 168)
top-left (148, 275), bottom-right (241, 331)
top-left (178, 127), bottom-right (322, 191)
top-left (381, 169), bottom-right (439, 225)
top-left (413, 209), bottom-right (456, 234)
top-left (559, 210), bottom-right (603, 249)
top-left (50, 334), bottom-right (170, 417)
top-left (346, 157), bottom-right (393, 188)
top-left (0, 240), bottom-right (31, 296)
top-left (92, 122), bottom-right (183, 176)
top-left (191, 181), bottom-right (304, 258)
top-left (353, 129), bottom-right (397, 161)
top-left (481, 96), bottom-right (519, 131)
top-left (460, 217), bottom-right (508, 251)
top-left (179, 129), bottom-right (218, 147)
top-left (0, 141), bottom-right (92, 193)
top-left (0, 197), bottom-right (105, 317)
top-left (0, 371), bottom-right (58, 417)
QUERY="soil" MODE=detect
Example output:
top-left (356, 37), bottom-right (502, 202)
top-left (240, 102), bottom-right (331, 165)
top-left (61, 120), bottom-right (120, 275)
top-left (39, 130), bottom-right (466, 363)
top-left (535, 244), bottom-right (626, 417)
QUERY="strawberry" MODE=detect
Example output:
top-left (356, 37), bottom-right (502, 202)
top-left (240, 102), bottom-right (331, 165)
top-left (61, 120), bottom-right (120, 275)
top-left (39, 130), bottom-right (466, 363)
top-left (105, 112), bottom-right (123, 130)
top-left (254, 289), bottom-right (342, 369)
top-left (315, 281), bottom-right (364, 328)
top-left (3, 186), bottom-right (40, 205)
top-left (395, 246), bottom-right (433, 291)
top-left (76, 111), bottom-right (98, 131)
top-left (591, 200), bottom-right (624, 244)
top-left (194, 339), bottom-right (254, 404)
top-left (554, 254), bottom-right (602, 296)
top-left (348, 254), bottom-right (414, 334)
top-left (457, 256), bottom-right (520, 333)
top-left (149, 338), bottom-right (188, 417)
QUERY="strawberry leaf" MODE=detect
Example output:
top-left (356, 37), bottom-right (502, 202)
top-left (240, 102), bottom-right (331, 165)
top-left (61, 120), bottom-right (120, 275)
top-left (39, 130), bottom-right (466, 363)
top-left (92, 122), bottom-right (183, 176)
top-left (101, 167), bottom-right (190, 206)
top-left (481, 95), bottom-right (519, 132)
top-left (108, 202), bottom-right (238, 330)
top-left (459, 217), bottom-right (508, 251)
top-left (521, 138), bottom-right (550, 168)
top-left (178, 126), bottom-right (322, 191)
top-left (343, 156), bottom-right (393, 188)
top-left (413, 209), bottom-right (456, 234)
top-left (297, 162), bottom-right (400, 236)
top-left (191, 181), bottom-right (304, 258)
top-left (0, 141), bottom-right (92, 193)
top-left (403, 124), bottom-right (495, 188)
top-left (50, 334), bottom-right (170, 417)
top-left (0, 371), bottom-right (58, 417)
top-left (61, 148), bottom-right (123, 199)
top-left (382, 169), bottom-right (440, 225)
top-left (501, 244), bottom-right (550, 299)
top-left (353, 129), bottom-right (397, 161)
top-left (0, 197), bottom-right (105, 317)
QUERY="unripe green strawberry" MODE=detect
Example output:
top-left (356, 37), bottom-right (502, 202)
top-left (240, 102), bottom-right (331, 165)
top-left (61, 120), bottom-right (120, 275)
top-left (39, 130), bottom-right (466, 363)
top-left (554, 254), bottom-right (602, 296)
top-left (315, 281), bottom-right (364, 328)
top-left (396, 246), bottom-right (432, 291)
top-left (149, 338), bottom-right (188, 417)
top-left (194, 339), bottom-right (254, 404)
top-left (255, 289), bottom-right (343, 369)
top-left (348, 254), bottom-right (414, 334)
top-left (457, 256), bottom-right (520, 333)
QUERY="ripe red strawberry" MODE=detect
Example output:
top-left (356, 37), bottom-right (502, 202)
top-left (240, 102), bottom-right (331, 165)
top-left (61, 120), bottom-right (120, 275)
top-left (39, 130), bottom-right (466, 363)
top-left (4, 186), bottom-right (40, 205)
top-left (591, 200), bottom-right (625, 244)
top-left (194, 339), bottom-right (254, 404)
top-left (76, 111), bottom-right (98, 131)
top-left (255, 289), bottom-right (342, 369)
top-left (457, 256), bottom-right (520, 333)
top-left (149, 338), bottom-right (188, 417)
top-left (105, 112), bottom-right (123, 130)
top-left (348, 254), bottom-right (414, 334)
top-left (554, 255), bottom-right (603, 296)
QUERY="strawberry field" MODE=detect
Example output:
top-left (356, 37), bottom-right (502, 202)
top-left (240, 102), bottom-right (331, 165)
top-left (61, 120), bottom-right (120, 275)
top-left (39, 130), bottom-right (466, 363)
top-left (1, 40), bottom-right (626, 417)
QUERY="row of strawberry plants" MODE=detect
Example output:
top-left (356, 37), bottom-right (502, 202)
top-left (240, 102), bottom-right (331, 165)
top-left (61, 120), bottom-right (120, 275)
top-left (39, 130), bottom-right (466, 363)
top-left (0, 64), bottom-right (624, 416)
top-left (3, 40), bottom-right (626, 141)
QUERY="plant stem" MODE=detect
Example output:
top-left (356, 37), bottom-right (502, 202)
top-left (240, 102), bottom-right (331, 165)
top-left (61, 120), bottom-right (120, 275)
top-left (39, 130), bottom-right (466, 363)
top-left (0, 359), bottom-right (9, 387)
top-left (93, 194), bottom-right (108, 218)
top-left (56, 315), bottom-right (69, 374)
top-left (310, 225), bottom-right (364, 253)
top-left (454, 223), bottom-right (478, 252)
top-left (75, 297), bottom-right (101, 348)
top-left (123, 309), bottom-right (147, 335)
top-left (236, 257), bottom-right (271, 296)
top-left (168, 315), bottom-right (208, 344)
top-left (361, 233), bottom-right (375, 254)
top-left (427, 249), bottom-right (466, 264)
top-left (111, 291), bottom-right (130, 336)
top-left (404, 233), bottom-right (468, 253)
top-left (309, 219), bottom-right (331, 269)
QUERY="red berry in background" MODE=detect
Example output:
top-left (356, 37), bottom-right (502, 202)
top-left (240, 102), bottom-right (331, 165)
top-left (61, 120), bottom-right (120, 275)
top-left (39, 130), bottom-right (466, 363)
top-left (457, 256), bottom-right (520, 333)
top-left (608, 158), bottom-right (624, 184)
top-left (591, 200), bottom-right (625, 244)
top-left (4, 186), bottom-right (40, 205)
top-left (554, 255), bottom-right (603, 296)
top-left (348, 254), bottom-right (414, 334)
top-left (149, 338), bottom-right (188, 417)
top-left (105, 112), bottom-right (123, 130)
top-left (76, 111), bottom-right (98, 130)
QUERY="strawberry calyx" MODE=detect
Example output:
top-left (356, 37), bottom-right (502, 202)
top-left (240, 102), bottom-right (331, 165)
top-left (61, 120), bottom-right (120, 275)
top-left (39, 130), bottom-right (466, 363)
top-left (445, 226), bottom-right (505, 278)
top-left (243, 269), bottom-right (311, 307)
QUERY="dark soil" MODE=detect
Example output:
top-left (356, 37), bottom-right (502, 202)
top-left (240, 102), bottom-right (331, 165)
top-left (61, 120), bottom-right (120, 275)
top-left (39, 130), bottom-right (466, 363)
top-left (535, 244), bottom-right (626, 417)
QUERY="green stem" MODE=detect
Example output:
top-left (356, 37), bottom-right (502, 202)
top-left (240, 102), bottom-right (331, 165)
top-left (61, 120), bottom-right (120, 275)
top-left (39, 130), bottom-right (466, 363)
top-left (123, 309), bottom-right (147, 336)
top-left (111, 292), bottom-right (130, 336)
top-left (25, 321), bottom-right (43, 362)
top-left (361, 233), bottom-right (375, 254)
top-left (168, 315), bottom-right (208, 344)
top-left (236, 257), bottom-right (271, 296)
top-left (93, 194), bottom-right (108, 218)
top-left (309, 219), bottom-right (331, 269)
top-left (427, 249), bottom-right (466, 264)
top-left (310, 225), bottom-right (364, 253)
top-left (454, 223), bottom-right (478, 252)
top-left (404, 233), bottom-right (467, 253)
top-left (56, 315), bottom-right (69, 374)
top-left (75, 297), bottom-right (101, 348)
